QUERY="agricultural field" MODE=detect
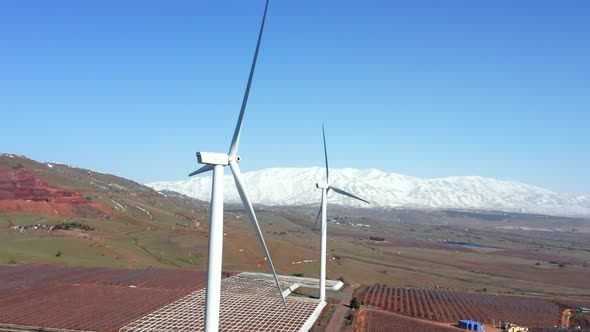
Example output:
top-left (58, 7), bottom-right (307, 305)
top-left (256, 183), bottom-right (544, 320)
top-left (356, 284), bottom-right (590, 328)
top-left (531, 328), bottom-right (590, 332)
top-left (0, 265), bottom-right (327, 332)
top-left (354, 309), bottom-right (463, 332)
top-left (0, 265), bottom-right (209, 331)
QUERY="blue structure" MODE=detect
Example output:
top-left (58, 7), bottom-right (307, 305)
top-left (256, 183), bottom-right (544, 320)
top-left (458, 319), bottom-right (484, 332)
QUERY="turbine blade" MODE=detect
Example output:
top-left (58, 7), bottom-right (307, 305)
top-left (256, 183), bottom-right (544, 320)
top-left (322, 124), bottom-right (329, 183)
top-left (330, 186), bottom-right (370, 205)
top-left (229, 160), bottom-right (287, 308)
top-left (228, 0), bottom-right (270, 157)
top-left (313, 193), bottom-right (324, 231)
top-left (188, 164), bottom-right (214, 177)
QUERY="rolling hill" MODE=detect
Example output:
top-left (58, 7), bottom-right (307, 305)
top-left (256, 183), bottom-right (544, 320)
top-left (0, 153), bottom-right (318, 272)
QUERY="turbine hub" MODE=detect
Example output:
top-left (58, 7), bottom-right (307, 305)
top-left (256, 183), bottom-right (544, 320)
top-left (316, 182), bottom-right (329, 189)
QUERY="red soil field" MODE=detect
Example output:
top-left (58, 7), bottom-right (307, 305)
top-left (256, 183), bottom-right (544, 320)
top-left (359, 284), bottom-right (563, 327)
top-left (0, 265), bottom-right (208, 331)
top-left (355, 309), bottom-right (464, 332)
top-left (0, 169), bottom-right (111, 217)
top-left (531, 328), bottom-right (590, 332)
top-left (551, 298), bottom-right (590, 310)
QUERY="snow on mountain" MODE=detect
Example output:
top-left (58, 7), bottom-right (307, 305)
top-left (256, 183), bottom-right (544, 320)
top-left (146, 167), bottom-right (590, 217)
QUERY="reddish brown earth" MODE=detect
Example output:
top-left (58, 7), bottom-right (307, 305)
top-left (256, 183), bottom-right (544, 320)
top-left (554, 298), bottom-right (590, 309)
top-left (355, 309), bottom-right (464, 332)
top-left (553, 299), bottom-right (590, 329)
top-left (0, 169), bottom-right (111, 217)
top-left (532, 327), bottom-right (590, 332)
top-left (0, 265), bottom-right (209, 331)
top-left (358, 284), bottom-right (565, 327)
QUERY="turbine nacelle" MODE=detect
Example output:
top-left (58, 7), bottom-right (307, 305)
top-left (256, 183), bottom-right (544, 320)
top-left (197, 152), bottom-right (240, 166)
top-left (316, 182), bottom-right (330, 189)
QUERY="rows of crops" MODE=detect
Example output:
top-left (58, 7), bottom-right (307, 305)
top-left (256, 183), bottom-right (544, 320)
top-left (554, 298), bottom-right (590, 310)
top-left (0, 265), bottom-right (209, 331)
top-left (356, 309), bottom-right (463, 332)
top-left (0, 284), bottom-right (194, 331)
top-left (361, 284), bottom-right (561, 327)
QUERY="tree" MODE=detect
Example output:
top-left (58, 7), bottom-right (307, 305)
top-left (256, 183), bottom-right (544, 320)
top-left (350, 297), bottom-right (360, 309)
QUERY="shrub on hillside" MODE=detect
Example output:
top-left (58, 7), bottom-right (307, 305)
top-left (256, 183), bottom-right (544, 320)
top-left (53, 222), bottom-right (95, 231)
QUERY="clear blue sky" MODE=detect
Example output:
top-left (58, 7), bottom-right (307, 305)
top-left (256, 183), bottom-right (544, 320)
top-left (1, 1), bottom-right (588, 193)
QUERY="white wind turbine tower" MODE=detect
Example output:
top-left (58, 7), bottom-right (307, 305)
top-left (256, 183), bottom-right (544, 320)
top-left (314, 125), bottom-right (370, 301)
top-left (188, 1), bottom-right (286, 331)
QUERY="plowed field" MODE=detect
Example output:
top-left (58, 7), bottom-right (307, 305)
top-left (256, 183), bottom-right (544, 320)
top-left (355, 309), bottom-right (464, 332)
top-left (359, 284), bottom-right (562, 327)
top-left (0, 265), bottom-right (208, 331)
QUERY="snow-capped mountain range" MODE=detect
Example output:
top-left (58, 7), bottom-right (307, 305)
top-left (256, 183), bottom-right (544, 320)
top-left (147, 168), bottom-right (590, 217)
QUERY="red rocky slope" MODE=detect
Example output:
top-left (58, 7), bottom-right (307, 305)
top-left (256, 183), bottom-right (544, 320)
top-left (0, 168), bottom-right (111, 218)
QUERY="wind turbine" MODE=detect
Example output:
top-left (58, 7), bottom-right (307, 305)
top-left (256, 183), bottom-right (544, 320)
top-left (314, 125), bottom-right (370, 301)
top-left (188, 1), bottom-right (285, 331)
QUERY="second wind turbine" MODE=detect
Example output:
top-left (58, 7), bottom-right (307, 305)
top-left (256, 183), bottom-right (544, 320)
top-left (314, 125), bottom-right (370, 301)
